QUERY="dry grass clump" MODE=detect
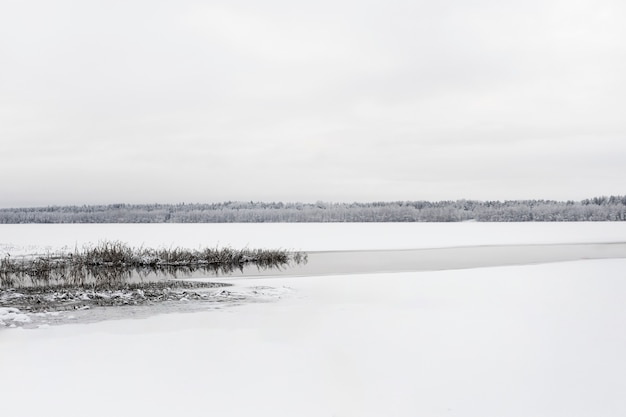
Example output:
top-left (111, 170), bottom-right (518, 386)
top-left (0, 241), bottom-right (307, 290)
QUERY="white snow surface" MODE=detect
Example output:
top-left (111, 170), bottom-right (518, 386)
top-left (1, 259), bottom-right (626, 416)
top-left (2, 223), bottom-right (626, 416)
top-left (1, 222), bottom-right (626, 256)
top-left (0, 307), bottom-right (31, 327)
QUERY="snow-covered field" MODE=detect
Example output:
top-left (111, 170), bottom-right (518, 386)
top-left (2, 222), bottom-right (626, 256)
top-left (1, 223), bottom-right (626, 416)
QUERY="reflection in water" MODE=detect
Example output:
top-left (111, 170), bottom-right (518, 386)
top-left (1, 241), bottom-right (308, 290)
top-left (4, 243), bottom-right (625, 289)
top-left (0, 259), bottom-right (304, 290)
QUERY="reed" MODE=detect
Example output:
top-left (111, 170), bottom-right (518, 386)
top-left (0, 241), bottom-right (307, 290)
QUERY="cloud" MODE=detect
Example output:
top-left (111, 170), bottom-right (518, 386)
top-left (0, 0), bottom-right (624, 206)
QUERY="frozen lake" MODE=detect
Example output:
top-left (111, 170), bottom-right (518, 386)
top-left (2, 222), bottom-right (626, 417)
top-left (2, 222), bottom-right (626, 256)
top-left (2, 222), bottom-right (625, 283)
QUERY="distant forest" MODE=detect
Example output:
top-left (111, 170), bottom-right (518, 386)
top-left (1, 196), bottom-right (625, 223)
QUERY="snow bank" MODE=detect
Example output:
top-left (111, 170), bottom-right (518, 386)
top-left (0, 307), bottom-right (31, 327)
top-left (1, 222), bottom-right (626, 256)
top-left (2, 259), bottom-right (626, 417)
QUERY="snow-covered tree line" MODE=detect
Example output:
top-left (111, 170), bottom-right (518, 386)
top-left (0, 197), bottom-right (625, 223)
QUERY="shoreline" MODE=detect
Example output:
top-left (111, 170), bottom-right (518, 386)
top-left (2, 243), bottom-right (626, 328)
top-left (193, 242), bottom-right (626, 280)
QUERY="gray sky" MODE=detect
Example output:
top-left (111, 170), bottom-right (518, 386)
top-left (1, 0), bottom-right (625, 207)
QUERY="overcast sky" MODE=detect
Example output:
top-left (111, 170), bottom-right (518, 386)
top-left (1, 0), bottom-right (624, 207)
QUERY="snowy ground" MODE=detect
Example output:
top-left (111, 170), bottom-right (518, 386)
top-left (2, 222), bottom-right (626, 256)
top-left (1, 223), bottom-right (626, 416)
top-left (2, 260), bottom-right (626, 416)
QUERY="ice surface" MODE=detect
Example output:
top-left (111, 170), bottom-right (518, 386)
top-left (2, 259), bottom-right (626, 416)
top-left (1, 223), bottom-right (626, 416)
top-left (1, 222), bottom-right (626, 257)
